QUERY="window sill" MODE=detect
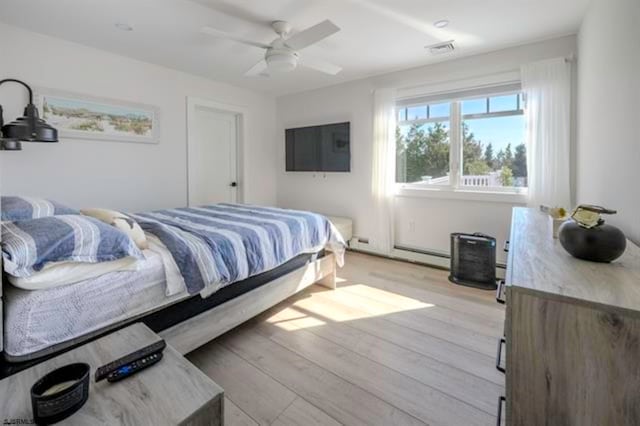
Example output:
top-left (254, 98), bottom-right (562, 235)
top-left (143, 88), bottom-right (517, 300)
top-left (396, 185), bottom-right (528, 204)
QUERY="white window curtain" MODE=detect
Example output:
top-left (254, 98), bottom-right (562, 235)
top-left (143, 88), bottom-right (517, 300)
top-left (370, 88), bottom-right (397, 254)
top-left (521, 58), bottom-right (572, 209)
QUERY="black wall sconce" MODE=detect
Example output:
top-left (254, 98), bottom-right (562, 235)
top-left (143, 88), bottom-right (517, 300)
top-left (0, 79), bottom-right (58, 151)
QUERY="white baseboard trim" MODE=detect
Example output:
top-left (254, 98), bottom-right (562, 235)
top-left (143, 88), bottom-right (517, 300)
top-left (348, 238), bottom-right (506, 279)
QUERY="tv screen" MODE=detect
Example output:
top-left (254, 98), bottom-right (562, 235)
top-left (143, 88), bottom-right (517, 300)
top-left (286, 122), bottom-right (350, 172)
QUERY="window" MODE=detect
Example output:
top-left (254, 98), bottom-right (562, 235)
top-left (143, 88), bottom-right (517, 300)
top-left (396, 89), bottom-right (527, 192)
top-left (396, 102), bottom-right (451, 185)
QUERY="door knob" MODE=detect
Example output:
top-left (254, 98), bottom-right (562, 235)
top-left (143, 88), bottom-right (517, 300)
top-left (230, 182), bottom-right (237, 187)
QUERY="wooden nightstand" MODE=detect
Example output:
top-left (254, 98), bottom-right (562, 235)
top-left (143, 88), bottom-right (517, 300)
top-left (0, 323), bottom-right (224, 425)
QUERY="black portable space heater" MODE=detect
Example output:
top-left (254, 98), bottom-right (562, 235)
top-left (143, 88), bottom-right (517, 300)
top-left (449, 232), bottom-right (497, 290)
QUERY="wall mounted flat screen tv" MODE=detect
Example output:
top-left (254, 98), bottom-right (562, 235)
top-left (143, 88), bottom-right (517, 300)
top-left (286, 122), bottom-right (350, 172)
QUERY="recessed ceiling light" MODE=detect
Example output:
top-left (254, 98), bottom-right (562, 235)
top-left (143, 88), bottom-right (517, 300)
top-left (115, 22), bottom-right (133, 31)
top-left (434, 20), bottom-right (449, 29)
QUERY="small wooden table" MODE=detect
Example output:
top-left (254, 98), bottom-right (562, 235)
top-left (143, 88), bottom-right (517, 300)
top-left (0, 323), bottom-right (224, 425)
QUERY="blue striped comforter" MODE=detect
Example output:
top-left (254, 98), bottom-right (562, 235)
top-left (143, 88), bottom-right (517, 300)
top-left (132, 204), bottom-right (345, 296)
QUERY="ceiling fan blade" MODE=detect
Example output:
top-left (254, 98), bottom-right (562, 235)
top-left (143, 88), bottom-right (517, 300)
top-left (299, 56), bottom-right (342, 75)
top-left (201, 26), bottom-right (271, 50)
top-left (284, 19), bottom-right (340, 50)
top-left (245, 59), bottom-right (269, 77)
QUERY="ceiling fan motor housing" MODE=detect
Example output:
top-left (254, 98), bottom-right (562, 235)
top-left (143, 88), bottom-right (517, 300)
top-left (271, 20), bottom-right (292, 37)
top-left (265, 48), bottom-right (299, 73)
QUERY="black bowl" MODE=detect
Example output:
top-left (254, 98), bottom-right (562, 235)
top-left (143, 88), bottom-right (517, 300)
top-left (31, 363), bottom-right (90, 424)
top-left (558, 220), bottom-right (626, 263)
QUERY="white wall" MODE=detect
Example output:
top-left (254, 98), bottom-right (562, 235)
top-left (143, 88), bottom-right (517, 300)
top-left (577, 0), bottom-right (640, 245)
top-left (0, 23), bottom-right (277, 212)
top-left (277, 36), bottom-right (577, 262)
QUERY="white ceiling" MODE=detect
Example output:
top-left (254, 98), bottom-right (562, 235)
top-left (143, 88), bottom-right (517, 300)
top-left (0, 0), bottom-right (589, 96)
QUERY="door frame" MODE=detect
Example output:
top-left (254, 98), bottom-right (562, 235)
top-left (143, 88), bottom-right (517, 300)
top-left (186, 96), bottom-right (247, 206)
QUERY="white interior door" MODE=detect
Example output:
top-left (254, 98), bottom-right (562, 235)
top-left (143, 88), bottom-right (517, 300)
top-left (188, 105), bottom-right (238, 206)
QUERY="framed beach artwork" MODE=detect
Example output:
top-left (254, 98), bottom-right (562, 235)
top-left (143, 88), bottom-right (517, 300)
top-left (34, 88), bottom-right (160, 144)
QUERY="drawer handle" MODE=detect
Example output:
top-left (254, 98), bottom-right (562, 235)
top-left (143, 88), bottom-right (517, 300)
top-left (497, 396), bottom-right (506, 426)
top-left (496, 280), bottom-right (506, 304)
top-left (496, 337), bottom-right (506, 373)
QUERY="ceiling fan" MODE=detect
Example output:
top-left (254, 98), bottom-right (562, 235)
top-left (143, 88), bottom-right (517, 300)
top-left (201, 20), bottom-right (342, 77)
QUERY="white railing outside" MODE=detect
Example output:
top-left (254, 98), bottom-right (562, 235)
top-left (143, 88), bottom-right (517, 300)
top-left (416, 172), bottom-right (502, 187)
top-left (461, 173), bottom-right (501, 187)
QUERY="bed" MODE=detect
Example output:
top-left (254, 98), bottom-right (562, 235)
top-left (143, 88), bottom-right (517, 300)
top-left (1, 203), bottom-right (344, 377)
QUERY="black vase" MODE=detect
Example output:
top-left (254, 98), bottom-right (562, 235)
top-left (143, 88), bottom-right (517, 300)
top-left (558, 220), bottom-right (626, 263)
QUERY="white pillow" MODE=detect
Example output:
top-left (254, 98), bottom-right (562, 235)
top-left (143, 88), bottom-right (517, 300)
top-left (81, 208), bottom-right (149, 250)
top-left (8, 256), bottom-right (140, 290)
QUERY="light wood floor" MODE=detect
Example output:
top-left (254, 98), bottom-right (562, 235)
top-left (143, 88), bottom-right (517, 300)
top-left (187, 251), bottom-right (505, 426)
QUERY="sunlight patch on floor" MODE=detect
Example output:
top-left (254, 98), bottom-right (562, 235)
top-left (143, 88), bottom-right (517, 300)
top-left (339, 283), bottom-right (436, 310)
top-left (266, 306), bottom-right (327, 331)
top-left (263, 283), bottom-right (436, 332)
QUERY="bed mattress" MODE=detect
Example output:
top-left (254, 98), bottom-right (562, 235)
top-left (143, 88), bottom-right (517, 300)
top-left (2, 203), bottom-right (345, 365)
top-left (1, 250), bottom-right (325, 378)
top-left (3, 239), bottom-right (188, 362)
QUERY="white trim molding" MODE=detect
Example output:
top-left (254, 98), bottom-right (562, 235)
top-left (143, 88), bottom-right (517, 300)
top-left (396, 71), bottom-right (521, 102)
top-left (396, 185), bottom-right (528, 204)
top-left (348, 239), bottom-right (507, 278)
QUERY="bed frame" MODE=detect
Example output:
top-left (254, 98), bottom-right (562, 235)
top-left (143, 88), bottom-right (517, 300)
top-left (0, 253), bottom-right (337, 375)
top-left (159, 252), bottom-right (337, 354)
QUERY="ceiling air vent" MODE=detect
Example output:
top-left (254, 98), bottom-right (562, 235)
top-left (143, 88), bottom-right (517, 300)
top-left (426, 40), bottom-right (455, 55)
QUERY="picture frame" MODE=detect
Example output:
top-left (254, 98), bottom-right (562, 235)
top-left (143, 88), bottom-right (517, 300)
top-left (34, 88), bottom-right (160, 144)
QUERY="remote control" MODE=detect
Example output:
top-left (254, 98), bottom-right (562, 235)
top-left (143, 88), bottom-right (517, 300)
top-left (95, 339), bottom-right (166, 382)
top-left (106, 351), bottom-right (164, 382)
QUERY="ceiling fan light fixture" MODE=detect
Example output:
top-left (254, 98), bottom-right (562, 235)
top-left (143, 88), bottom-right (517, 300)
top-left (266, 52), bottom-right (298, 73)
top-left (202, 19), bottom-right (341, 77)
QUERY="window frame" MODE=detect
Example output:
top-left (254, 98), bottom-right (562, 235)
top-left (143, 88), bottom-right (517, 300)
top-left (395, 88), bottom-right (528, 200)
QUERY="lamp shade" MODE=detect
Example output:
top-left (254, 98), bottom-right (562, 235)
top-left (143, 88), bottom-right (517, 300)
top-left (2, 104), bottom-right (58, 142)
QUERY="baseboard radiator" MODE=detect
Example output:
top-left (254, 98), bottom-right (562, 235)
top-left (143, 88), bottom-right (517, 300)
top-left (348, 237), bottom-right (506, 279)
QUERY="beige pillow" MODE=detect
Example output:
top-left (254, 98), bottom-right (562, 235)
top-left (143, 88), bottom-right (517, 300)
top-left (81, 208), bottom-right (149, 250)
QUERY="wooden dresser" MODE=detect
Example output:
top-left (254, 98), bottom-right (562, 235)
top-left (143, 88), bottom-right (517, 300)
top-left (500, 207), bottom-right (640, 425)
